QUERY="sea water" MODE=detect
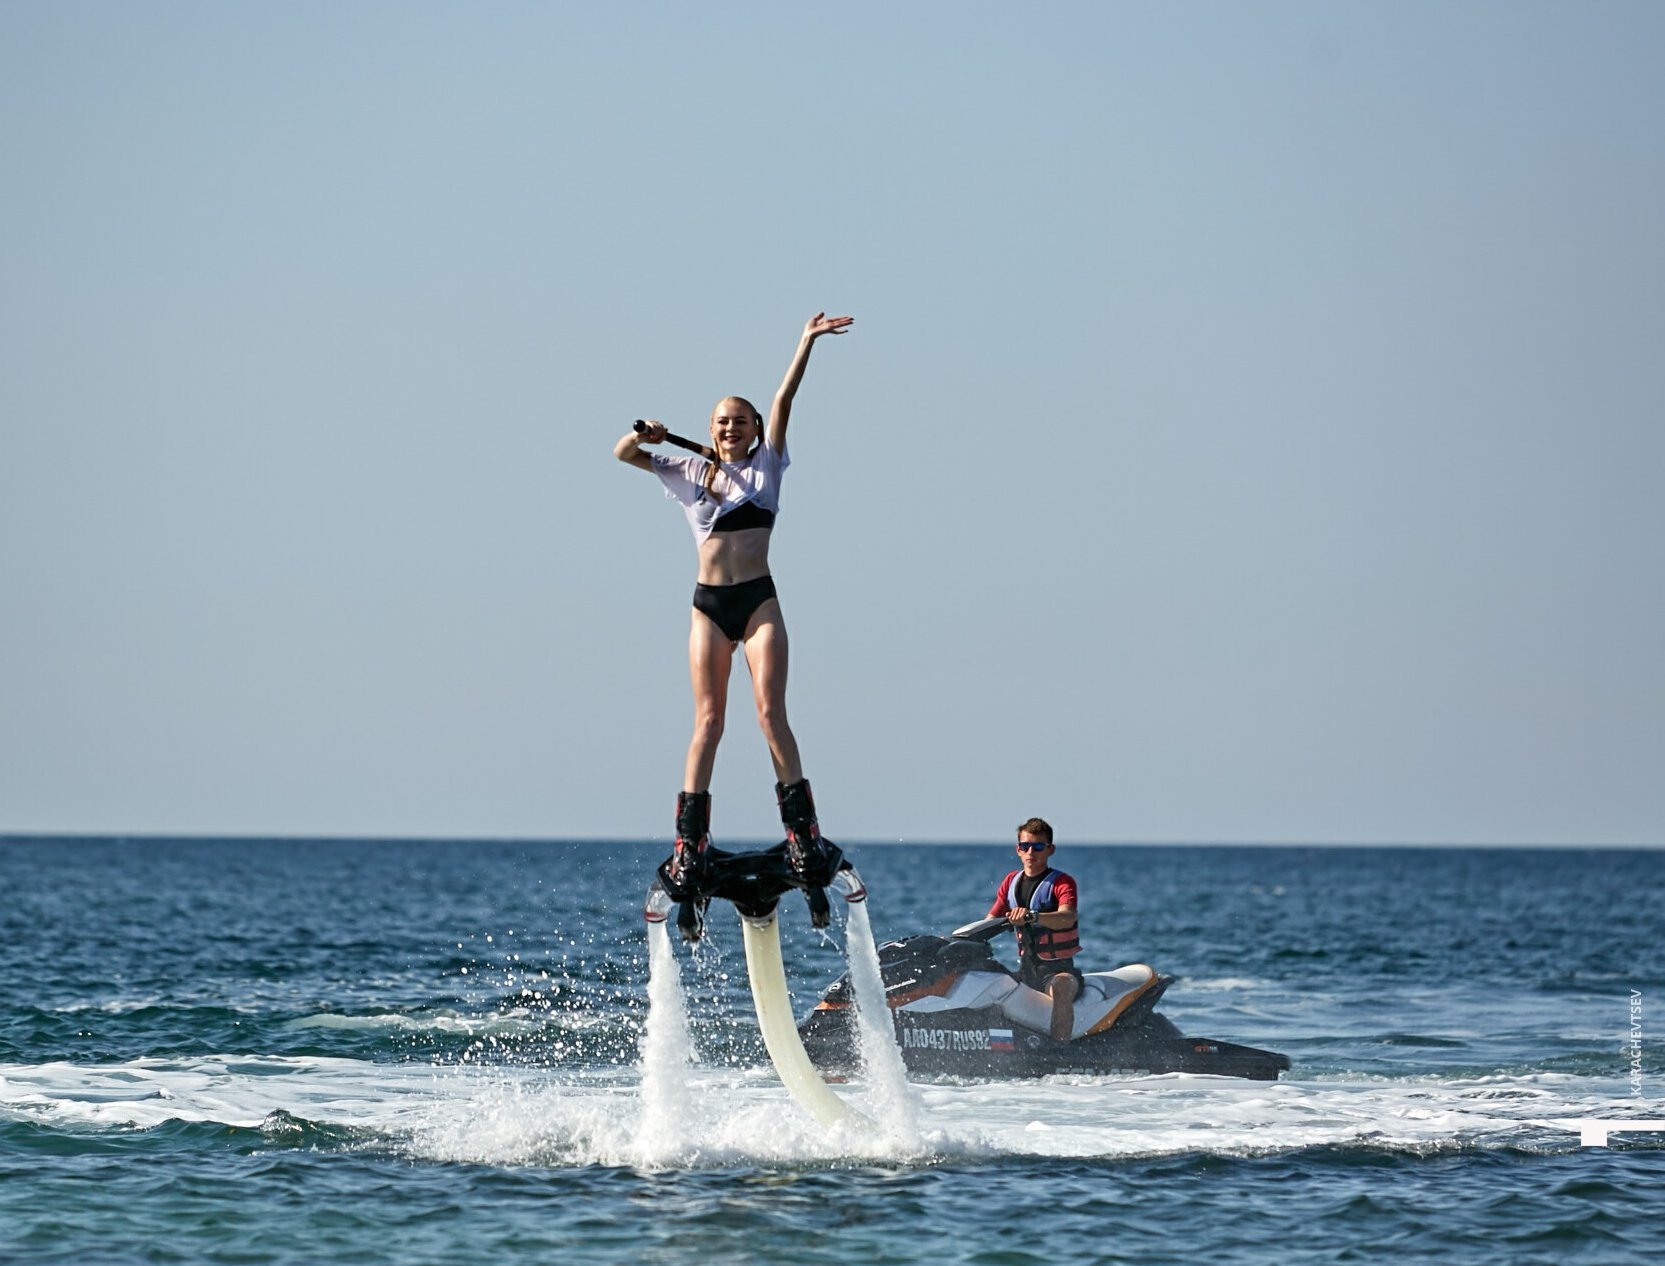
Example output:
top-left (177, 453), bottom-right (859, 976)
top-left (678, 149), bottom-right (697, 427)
top-left (1, 838), bottom-right (1661, 1263)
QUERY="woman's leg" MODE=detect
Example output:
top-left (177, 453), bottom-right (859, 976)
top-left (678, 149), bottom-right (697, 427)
top-left (743, 600), bottom-right (828, 908)
top-left (740, 599), bottom-right (801, 784)
top-left (685, 609), bottom-right (736, 792)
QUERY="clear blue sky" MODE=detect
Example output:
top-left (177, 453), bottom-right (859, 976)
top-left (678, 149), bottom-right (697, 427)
top-left (3, 2), bottom-right (1661, 846)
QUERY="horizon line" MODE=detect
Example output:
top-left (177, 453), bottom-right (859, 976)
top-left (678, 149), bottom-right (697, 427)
top-left (3, 831), bottom-right (1660, 851)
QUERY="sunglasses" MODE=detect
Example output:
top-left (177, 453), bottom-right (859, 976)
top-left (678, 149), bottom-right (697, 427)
top-left (1016, 840), bottom-right (1050, 852)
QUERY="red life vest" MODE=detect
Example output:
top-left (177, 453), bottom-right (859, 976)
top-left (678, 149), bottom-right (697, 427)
top-left (1001, 868), bottom-right (1080, 962)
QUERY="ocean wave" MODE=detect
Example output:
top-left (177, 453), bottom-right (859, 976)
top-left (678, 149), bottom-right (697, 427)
top-left (282, 1010), bottom-right (550, 1037)
top-left (1179, 977), bottom-right (1270, 992)
top-left (2, 1053), bottom-right (1650, 1170)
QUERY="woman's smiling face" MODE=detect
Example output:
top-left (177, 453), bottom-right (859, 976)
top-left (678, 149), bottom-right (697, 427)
top-left (709, 397), bottom-right (761, 458)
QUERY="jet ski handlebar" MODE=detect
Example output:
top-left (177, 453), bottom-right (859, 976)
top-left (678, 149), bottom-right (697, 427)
top-left (948, 916), bottom-right (1011, 943)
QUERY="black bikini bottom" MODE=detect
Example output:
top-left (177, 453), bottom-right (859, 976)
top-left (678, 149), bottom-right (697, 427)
top-left (692, 575), bottom-right (778, 642)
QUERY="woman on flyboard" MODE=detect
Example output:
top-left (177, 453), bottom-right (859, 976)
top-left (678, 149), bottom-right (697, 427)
top-left (614, 313), bottom-right (853, 917)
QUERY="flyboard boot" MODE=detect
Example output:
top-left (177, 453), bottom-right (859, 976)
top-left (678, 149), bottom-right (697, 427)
top-left (777, 778), bottom-right (834, 929)
top-left (663, 790), bottom-right (712, 941)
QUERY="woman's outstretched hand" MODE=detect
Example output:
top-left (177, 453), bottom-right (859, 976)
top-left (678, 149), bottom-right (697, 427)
top-left (804, 313), bottom-right (853, 340)
top-left (634, 420), bottom-right (668, 444)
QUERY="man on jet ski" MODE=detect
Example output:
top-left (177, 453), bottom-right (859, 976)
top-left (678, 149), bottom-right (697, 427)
top-left (986, 817), bottom-right (1082, 1041)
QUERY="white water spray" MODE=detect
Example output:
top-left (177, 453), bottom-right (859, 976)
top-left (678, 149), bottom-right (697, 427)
top-left (842, 897), bottom-right (924, 1142)
top-left (633, 917), bottom-right (695, 1162)
top-left (621, 873), bottom-right (935, 1162)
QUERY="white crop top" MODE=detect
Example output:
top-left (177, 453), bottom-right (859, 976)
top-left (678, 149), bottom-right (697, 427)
top-left (650, 438), bottom-right (790, 542)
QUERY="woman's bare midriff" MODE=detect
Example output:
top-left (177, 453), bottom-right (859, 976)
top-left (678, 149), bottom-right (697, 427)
top-left (696, 527), bottom-right (772, 586)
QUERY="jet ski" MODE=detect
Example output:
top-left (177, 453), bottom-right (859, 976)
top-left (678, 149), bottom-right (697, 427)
top-left (798, 916), bottom-right (1291, 1081)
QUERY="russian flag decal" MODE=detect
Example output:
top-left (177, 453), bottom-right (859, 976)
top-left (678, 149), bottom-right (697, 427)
top-left (989, 1028), bottom-right (1015, 1052)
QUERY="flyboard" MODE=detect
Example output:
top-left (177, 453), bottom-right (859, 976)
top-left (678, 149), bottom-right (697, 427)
top-left (644, 839), bottom-right (870, 1129)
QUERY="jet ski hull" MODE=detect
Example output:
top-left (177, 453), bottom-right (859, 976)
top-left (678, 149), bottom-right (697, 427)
top-left (800, 998), bottom-right (1290, 1080)
top-left (797, 927), bottom-right (1292, 1081)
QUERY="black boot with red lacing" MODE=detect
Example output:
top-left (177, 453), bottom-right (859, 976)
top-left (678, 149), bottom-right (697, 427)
top-left (776, 778), bottom-right (834, 927)
top-left (667, 791), bottom-right (711, 890)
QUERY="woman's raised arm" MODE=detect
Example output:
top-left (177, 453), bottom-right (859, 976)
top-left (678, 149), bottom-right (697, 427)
top-left (767, 313), bottom-right (853, 451)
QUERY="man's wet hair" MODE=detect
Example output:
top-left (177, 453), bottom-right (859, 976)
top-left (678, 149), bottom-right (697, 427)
top-left (1015, 817), bottom-right (1053, 845)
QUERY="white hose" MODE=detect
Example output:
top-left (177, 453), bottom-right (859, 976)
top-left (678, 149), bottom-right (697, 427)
top-left (740, 912), bottom-right (869, 1130)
